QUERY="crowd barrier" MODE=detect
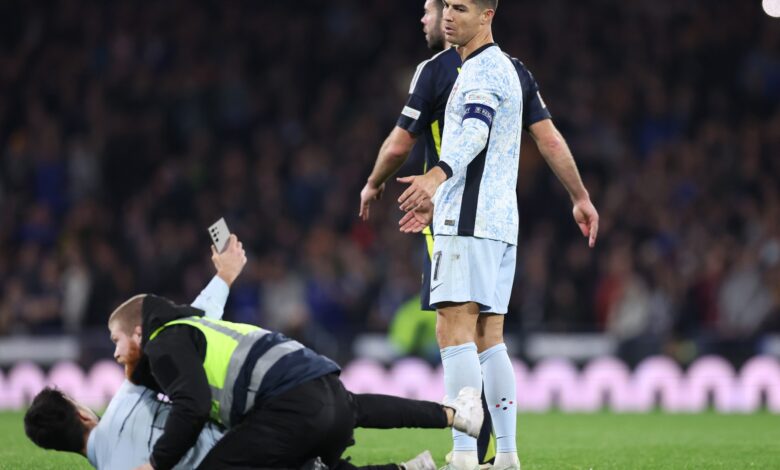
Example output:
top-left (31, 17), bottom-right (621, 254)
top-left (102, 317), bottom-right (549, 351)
top-left (1, 355), bottom-right (778, 412)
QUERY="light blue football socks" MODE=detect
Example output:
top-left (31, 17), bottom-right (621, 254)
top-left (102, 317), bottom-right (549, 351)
top-left (441, 342), bottom-right (482, 452)
top-left (479, 343), bottom-right (517, 453)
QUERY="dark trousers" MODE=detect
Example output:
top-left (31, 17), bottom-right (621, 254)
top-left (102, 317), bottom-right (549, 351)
top-left (196, 373), bottom-right (447, 470)
top-left (351, 393), bottom-right (447, 429)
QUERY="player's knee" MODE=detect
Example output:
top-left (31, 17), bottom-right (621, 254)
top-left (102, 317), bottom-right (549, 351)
top-left (475, 331), bottom-right (504, 352)
top-left (476, 316), bottom-right (504, 352)
top-left (435, 323), bottom-right (452, 347)
top-left (436, 319), bottom-right (475, 348)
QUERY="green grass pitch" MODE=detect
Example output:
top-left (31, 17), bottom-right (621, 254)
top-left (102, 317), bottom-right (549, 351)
top-left (1, 412), bottom-right (778, 469)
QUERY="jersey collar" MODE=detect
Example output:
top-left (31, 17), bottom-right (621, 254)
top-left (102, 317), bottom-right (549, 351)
top-left (464, 42), bottom-right (497, 63)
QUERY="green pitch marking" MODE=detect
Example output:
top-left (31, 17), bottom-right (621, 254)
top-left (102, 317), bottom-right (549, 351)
top-left (1, 412), bottom-right (778, 469)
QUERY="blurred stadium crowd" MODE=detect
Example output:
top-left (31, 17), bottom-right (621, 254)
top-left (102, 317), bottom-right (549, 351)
top-left (0, 0), bottom-right (778, 365)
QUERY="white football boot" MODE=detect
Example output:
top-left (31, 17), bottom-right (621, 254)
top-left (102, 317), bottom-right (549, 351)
top-left (444, 451), bottom-right (492, 470)
top-left (488, 453), bottom-right (521, 470)
top-left (439, 451), bottom-right (480, 470)
top-left (443, 386), bottom-right (484, 438)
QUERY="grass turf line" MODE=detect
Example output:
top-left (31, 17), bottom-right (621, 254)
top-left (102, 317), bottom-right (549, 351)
top-left (0, 412), bottom-right (778, 469)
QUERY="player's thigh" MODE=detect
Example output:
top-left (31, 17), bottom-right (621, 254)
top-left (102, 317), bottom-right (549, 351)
top-left (420, 228), bottom-right (435, 311)
top-left (476, 243), bottom-right (515, 351)
top-left (491, 243), bottom-right (517, 314)
top-left (430, 235), bottom-right (503, 311)
top-left (436, 301), bottom-right (480, 346)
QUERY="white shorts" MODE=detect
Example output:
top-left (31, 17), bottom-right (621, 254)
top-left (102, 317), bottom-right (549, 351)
top-left (429, 235), bottom-right (517, 314)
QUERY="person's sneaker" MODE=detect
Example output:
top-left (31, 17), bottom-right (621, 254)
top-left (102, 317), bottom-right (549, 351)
top-left (444, 452), bottom-right (492, 470)
top-left (443, 386), bottom-right (484, 438)
top-left (488, 463), bottom-right (520, 470)
top-left (438, 451), bottom-right (480, 470)
top-left (438, 465), bottom-right (482, 470)
top-left (401, 450), bottom-right (437, 470)
top-left (487, 453), bottom-right (521, 470)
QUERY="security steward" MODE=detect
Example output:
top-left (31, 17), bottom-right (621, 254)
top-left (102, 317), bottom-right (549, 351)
top-left (112, 292), bottom-right (352, 470)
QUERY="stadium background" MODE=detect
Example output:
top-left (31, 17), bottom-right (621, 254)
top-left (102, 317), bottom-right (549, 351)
top-left (0, 0), bottom-right (779, 408)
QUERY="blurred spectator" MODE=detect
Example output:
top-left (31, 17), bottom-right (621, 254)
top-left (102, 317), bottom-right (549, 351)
top-left (60, 241), bottom-right (92, 333)
top-left (718, 249), bottom-right (774, 338)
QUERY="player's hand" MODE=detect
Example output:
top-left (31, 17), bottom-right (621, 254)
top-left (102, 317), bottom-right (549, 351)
top-left (359, 181), bottom-right (385, 221)
top-left (399, 199), bottom-right (433, 233)
top-left (212, 234), bottom-right (248, 286)
top-left (132, 464), bottom-right (154, 470)
top-left (573, 199), bottom-right (599, 248)
top-left (397, 167), bottom-right (447, 212)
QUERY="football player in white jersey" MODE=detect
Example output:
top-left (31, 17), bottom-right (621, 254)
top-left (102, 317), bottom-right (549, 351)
top-left (398, 1), bottom-right (599, 469)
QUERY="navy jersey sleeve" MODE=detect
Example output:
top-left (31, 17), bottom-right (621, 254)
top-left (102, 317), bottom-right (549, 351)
top-left (396, 59), bottom-right (438, 135)
top-left (514, 59), bottom-right (552, 129)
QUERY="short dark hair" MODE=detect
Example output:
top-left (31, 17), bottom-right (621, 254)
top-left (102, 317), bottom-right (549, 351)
top-left (475, 0), bottom-right (498, 10)
top-left (24, 387), bottom-right (85, 453)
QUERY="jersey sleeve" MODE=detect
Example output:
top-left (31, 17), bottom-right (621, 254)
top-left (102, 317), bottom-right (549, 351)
top-left (514, 59), bottom-right (552, 128)
top-left (462, 88), bottom-right (500, 128)
top-left (436, 75), bottom-right (498, 178)
top-left (190, 275), bottom-right (229, 320)
top-left (396, 59), bottom-right (438, 135)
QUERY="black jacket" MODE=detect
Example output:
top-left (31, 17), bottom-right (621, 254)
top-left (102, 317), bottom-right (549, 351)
top-left (132, 295), bottom-right (213, 470)
top-left (132, 294), bottom-right (341, 470)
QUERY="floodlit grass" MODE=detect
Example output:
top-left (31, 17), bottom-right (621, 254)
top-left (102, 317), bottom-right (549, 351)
top-left (1, 411), bottom-right (778, 469)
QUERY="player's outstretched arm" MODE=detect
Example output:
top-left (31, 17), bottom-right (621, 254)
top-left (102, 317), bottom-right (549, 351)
top-left (529, 119), bottom-right (599, 247)
top-left (360, 126), bottom-right (417, 221)
top-left (211, 234), bottom-right (247, 287)
top-left (191, 234), bottom-right (247, 320)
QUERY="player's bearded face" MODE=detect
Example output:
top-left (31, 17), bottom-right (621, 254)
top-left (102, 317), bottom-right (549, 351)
top-left (109, 322), bottom-right (142, 375)
top-left (422, 0), bottom-right (445, 50)
top-left (122, 339), bottom-right (142, 378)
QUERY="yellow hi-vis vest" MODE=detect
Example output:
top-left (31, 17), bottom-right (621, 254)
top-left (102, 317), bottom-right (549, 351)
top-left (148, 316), bottom-right (302, 428)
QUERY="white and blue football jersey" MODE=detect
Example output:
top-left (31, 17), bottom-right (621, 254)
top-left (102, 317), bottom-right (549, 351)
top-left (433, 43), bottom-right (523, 246)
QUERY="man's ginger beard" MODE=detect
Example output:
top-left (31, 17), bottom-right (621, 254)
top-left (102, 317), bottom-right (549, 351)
top-left (123, 338), bottom-right (142, 380)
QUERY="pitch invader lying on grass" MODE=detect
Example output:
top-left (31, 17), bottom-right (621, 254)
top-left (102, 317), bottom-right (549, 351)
top-left (25, 235), bottom-right (483, 470)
